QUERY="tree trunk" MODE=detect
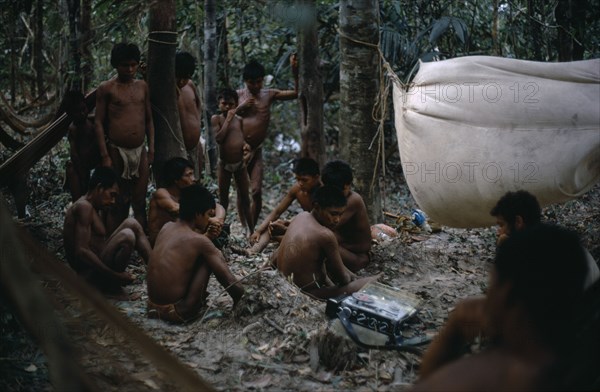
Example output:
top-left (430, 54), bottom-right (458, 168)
top-left (33, 0), bottom-right (43, 96)
top-left (81, 0), bottom-right (93, 91)
top-left (297, 0), bottom-right (325, 167)
top-left (204, 0), bottom-right (218, 177)
top-left (66, 0), bottom-right (81, 90)
top-left (148, 0), bottom-right (186, 186)
top-left (217, 11), bottom-right (230, 88)
top-left (339, 0), bottom-right (382, 223)
top-left (556, 0), bottom-right (586, 61)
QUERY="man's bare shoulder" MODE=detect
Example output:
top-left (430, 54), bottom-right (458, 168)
top-left (152, 187), bottom-right (172, 200)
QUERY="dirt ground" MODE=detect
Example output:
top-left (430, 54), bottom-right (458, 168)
top-left (1, 143), bottom-right (598, 391)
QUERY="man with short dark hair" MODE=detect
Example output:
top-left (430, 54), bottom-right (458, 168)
top-left (63, 166), bottom-right (151, 298)
top-left (272, 185), bottom-right (377, 299)
top-left (147, 184), bottom-right (244, 323)
top-left (413, 224), bottom-right (589, 390)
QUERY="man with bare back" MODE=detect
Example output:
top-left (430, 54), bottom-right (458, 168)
top-left (321, 160), bottom-right (372, 272)
top-left (63, 167), bottom-right (151, 297)
top-left (176, 51), bottom-right (204, 178)
top-left (237, 56), bottom-right (299, 223)
top-left (212, 88), bottom-right (253, 235)
top-left (147, 157), bottom-right (225, 246)
top-left (95, 43), bottom-right (154, 233)
top-left (146, 184), bottom-right (244, 323)
top-left (272, 185), bottom-right (377, 300)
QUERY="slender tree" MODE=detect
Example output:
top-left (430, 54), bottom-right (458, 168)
top-left (81, 0), bottom-right (93, 91)
top-left (297, 0), bottom-right (325, 167)
top-left (204, 0), bottom-right (218, 177)
top-left (33, 0), bottom-right (43, 96)
top-left (148, 0), bottom-right (186, 186)
top-left (339, 0), bottom-right (381, 223)
top-left (66, 0), bottom-right (81, 90)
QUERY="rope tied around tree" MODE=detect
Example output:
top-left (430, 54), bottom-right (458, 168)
top-left (147, 30), bottom-right (178, 45)
top-left (337, 28), bottom-right (403, 211)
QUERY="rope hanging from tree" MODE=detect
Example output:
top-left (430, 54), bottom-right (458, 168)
top-left (337, 28), bottom-right (400, 210)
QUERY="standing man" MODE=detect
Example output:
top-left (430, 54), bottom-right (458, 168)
top-left (95, 43), bottom-right (155, 233)
top-left (237, 55), bottom-right (299, 223)
top-left (176, 51), bottom-right (204, 178)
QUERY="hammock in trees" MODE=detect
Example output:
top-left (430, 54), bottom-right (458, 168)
top-left (391, 56), bottom-right (600, 228)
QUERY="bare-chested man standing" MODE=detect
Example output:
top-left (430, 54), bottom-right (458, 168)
top-left (272, 185), bottom-right (376, 300)
top-left (95, 43), bottom-right (154, 233)
top-left (176, 51), bottom-right (204, 178)
top-left (147, 184), bottom-right (244, 323)
top-left (237, 56), bottom-right (298, 223)
top-left (63, 167), bottom-right (151, 297)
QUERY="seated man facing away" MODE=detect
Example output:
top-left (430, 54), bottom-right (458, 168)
top-left (491, 190), bottom-right (599, 288)
top-left (321, 160), bottom-right (372, 272)
top-left (147, 157), bottom-right (226, 247)
top-left (271, 185), bottom-right (377, 300)
top-left (245, 157), bottom-right (322, 255)
top-left (63, 166), bottom-right (151, 298)
top-left (146, 184), bottom-right (244, 323)
top-left (412, 224), bottom-right (589, 391)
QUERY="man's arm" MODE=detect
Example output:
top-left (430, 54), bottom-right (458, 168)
top-left (153, 189), bottom-right (179, 216)
top-left (322, 231), bottom-right (352, 285)
top-left (94, 83), bottom-right (112, 167)
top-left (205, 203), bottom-right (226, 240)
top-left (67, 126), bottom-right (82, 168)
top-left (144, 81), bottom-right (155, 164)
top-left (418, 296), bottom-right (488, 378)
top-left (251, 187), bottom-right (297, 242)
top-left (72, 203), bottom-right (130, 283)
top-left (213, 112), bottom-right (236, 144)
top-left (273, 53), bottom-right (299, 101)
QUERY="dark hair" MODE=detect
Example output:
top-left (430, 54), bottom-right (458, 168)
top-left (312, 185), bottom-right (347, 209)
top-left (179, 184), bottom-right (215, 221)
top-left (89, 167), bottom-right (118, 190)
top-left (110, 43), bottom-right (141, 67)
top-left (293, 158), bottom-right (319, 176)
top-left (163, 157), bottom-right (193, 186)
top-left (242, 60), bottom-right (265, 80)
top-left (494, 223), bottom-right (587, 351)
top-left (175, 51), bottom-right (196, 79)
top-left (217, 88), bottom-right (238, 104)
top-left (322, 160), bottom-right (353, 189)
top-left (490, 190), bottom-right (542, 229)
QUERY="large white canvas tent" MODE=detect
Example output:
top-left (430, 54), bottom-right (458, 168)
top-left (392, 56), bottom-right (600, 228)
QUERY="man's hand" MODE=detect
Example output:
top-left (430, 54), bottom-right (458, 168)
top-left (205, 216), bottom-right (223, 240)
top-left (147, 147), bottom-right (155, 165)
top-left (242, 143), bottom-right (252, 165)
top-left (249, 231), bottom-right (261, 244)
top-left (236, 97), bottom-right (255, 113)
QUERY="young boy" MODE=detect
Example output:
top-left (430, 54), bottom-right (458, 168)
top-left (236, 56), bottom-right (299, 223)
top-left (95, 43), bottom-right (154, 233)
top-left (321, 160), bottom-right (372, 272)
top-left (272, 185), bottom-right (377, 300)
top-left (147, 157), bottom-right (225, 247)
top-left (176, 51), bottom-right (204, 178)
top-left (63, 167), bottom-right (151, 298)
top-left (62, 90), bottom-right (101, 201)
top-left (212, 88), bottom-right (253, 235)
top-left (245, 157), bottom-right (321, 255)
top-left (146, 184), bottom-right (244, 323)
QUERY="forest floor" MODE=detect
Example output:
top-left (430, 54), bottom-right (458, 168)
top-left (1, 141), bottom-right (599, 391)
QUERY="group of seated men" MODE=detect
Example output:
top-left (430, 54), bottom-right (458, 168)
top-left (63, 157), bottom-right (379, 319)
top-left (63, 162), bottom-right (599, 388)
